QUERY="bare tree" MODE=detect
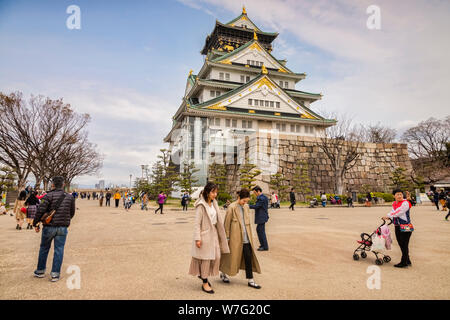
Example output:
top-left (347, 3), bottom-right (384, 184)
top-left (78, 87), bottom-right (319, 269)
top-left (48, 133), bottom-right (103, 189)
top-left (401, 116), bottom-right (450, 184)
top-left (363, 122), bottom-right (396, 143)
top-left (0, 92), bottom-right (38, 189)
top-left (319, 114), bottom-right (363, 194)
top-left (0, 91), bottom-right (102, 190)
top-left (29, 95), bottom-right (92, 189)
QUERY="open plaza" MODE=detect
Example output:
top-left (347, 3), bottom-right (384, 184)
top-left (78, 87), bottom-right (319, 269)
top-left (1, 199), bottom-right (449, 300)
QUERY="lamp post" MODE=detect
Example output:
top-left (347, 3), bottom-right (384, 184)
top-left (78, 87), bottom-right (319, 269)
top-left (129, 174), bottom-right (132, 190)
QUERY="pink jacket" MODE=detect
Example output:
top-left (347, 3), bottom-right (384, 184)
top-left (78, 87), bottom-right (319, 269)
top-left (380, 225), bottom-right (392, 250)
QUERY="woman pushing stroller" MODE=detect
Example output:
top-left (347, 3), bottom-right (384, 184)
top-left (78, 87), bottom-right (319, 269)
top-left (382, 189), bottom-right (414, 268)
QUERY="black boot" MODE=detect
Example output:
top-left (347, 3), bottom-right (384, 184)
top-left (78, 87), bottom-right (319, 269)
top-left (16, 224), bottom-right (19, 230)
top-left (407, 257), bottom-right (412, 266)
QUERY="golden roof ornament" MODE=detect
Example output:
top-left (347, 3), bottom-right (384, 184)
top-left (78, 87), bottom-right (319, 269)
top-left (253, 31), bottom-right (258, 40)
top-left (188, 69), bottom-right (193, 76)
top-left (261, 64), bottom-right (268, 74)
top-left (242, 6), bottom-right (247, 15)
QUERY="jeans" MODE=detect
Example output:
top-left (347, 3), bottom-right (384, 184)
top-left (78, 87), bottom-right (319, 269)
top-left (35, 226), bottom-right (68, 277)
top-left (256, 223), bottom-right (268, 250)
top-left (289, 202), bottom-right (295, 210)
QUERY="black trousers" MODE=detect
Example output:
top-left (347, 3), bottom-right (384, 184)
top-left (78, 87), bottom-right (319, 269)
top-left (243, 243), bottom-right (254, 279)
top-left (155, 203), bottom-right (164, 214)
top-left (115, 199), bottom-right (119, 208)
top-left (256, 223), bottom-right (268, 250)
top-left (395, 226), bottom-right (412, 264)
top-left (446, 211), bottom-right (450, 220)
top-left (106, 198), bottom-right (110, 206)
top-left (183, 204), bottom-right (188, 211)
top-left (289, 202), bottom-right (295, 210)
top-left (435, 201), bottom-right (440, 210)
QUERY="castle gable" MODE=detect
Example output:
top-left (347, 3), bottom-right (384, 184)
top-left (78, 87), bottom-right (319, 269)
top-left (198, 75), bottom-right (319, 120)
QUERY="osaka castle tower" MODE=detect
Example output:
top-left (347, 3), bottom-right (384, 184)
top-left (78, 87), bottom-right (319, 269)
top-left (164, 7), bottom-right (336, 186)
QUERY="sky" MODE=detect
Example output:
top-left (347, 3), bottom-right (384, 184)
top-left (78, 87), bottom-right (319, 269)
top-left (0, 0), bottom-right (449, 187)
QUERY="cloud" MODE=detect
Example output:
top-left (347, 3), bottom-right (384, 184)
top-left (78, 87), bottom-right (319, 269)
top-left (178, 0), bottom-right (450, 129)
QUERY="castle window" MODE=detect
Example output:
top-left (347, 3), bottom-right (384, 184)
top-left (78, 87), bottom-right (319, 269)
top-left (279, 81), bottom-right (283, 88)
top-left (247, 59), bottom-right (250, 65)
top-left (270, 101), bottom-right (274, 108)
top-left (246, 76), bottom-right (250, 82)
top-left (311, 126), bottom-right (315, 134)
top-left (216, 91), bottom-right (220, 97)
top-left (254, 100), bottom-right (259, 106)
top-left (281, 124), bottom-right (286, 132)
top-left (276, 102), bottom-right (280, 108)
top-left (210, 90), bottom-right (215, 97)
top-left (241, 75), bottom-right (245, 83)
top-left (276, 123), bottom-right (280, 130)
top-left (296, 124), bottom-right (301, 133)
top-left (265, 101), bottom-right (269, 107)
top-left (226, 119), bottom-right (231, 127)
top-left (215, 118), bottom-right (221, 126)
top-left (247, 121), bottom-right (253, 129)
top-left (291, 124), bottom-right (295, 132)
top-left (248, 99), bottom-right (253, 106)
top-left (242, 120), bottom-right (247, 129)
top-left (219, 72), bottom-right (224, 80)
top-left (284, 81), bottom-right (288, 89)
top-left (232, 119), bottom-right (237, 128)
top-left (225, 73), bottom-right (230, 81)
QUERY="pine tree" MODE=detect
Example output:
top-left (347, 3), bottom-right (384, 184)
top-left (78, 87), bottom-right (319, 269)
top-left (292, 160), bottom-right (312, 202)
top-left (208, 162), bottom-right (227, 193)
top-left (390, 167), bottom-right (412, 191)
top-left (269, 172), bottom-right (289, 201)
top-left (239, 163), bottom-right (261, 190)
top-left (178, 161), bottom-right (200, 195)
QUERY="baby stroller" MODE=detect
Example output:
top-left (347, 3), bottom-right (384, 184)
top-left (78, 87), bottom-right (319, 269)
top-left (309, 198), bottom-right (318, 208)
top-left (353, 218), bottom-right (392, 265)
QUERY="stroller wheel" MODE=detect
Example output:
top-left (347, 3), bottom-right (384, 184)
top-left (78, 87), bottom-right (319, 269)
top-left (353, 254), bottom-right (359, 261)
top-left (375, 258), bottom-right (383, 265)
top-left (361, 252), bottom-right (367, 259)
top-left (383, 256), bottom-right (391, 263)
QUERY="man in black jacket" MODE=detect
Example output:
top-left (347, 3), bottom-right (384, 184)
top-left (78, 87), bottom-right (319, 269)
top-left (32, 176), bottom-right (75, 282)
top-left (289, 188), bottom-right (296, 211)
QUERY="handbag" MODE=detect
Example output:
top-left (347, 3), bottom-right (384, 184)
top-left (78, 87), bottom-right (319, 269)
top-left (399, 223), bottom-right (414, 232)
top-left (41, 193), bottom-right (66, 225)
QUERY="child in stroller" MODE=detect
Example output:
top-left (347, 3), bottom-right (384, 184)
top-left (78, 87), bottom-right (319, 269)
top-left (353, 218), bottom-right (392, 265)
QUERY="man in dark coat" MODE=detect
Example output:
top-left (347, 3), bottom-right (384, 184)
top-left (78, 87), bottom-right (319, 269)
top-left (289, 188), bottom-right (296, 211)
top-left (33, 176), bottom-right (75, 282)
top-left (249, 186), bottom-right (269, 251)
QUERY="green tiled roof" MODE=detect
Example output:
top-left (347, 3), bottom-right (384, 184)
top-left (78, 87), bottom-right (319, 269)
top-left (189, 73), bottom-right (326, 121)
top-left (217, 20), bottom-right (278, 36)
top-left (211, 39), bottom-right (293, 73)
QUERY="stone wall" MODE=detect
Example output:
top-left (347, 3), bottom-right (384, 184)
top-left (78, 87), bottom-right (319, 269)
top-left (224, 134), bottom-right (412, 197)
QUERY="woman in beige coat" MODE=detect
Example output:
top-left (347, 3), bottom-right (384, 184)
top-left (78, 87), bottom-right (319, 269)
top-left (13, 190), bottom-right (27, 230)
top-left (188, 182), bottom-right (229, 294)
top-left (220, 189), bottom-right (262, 289)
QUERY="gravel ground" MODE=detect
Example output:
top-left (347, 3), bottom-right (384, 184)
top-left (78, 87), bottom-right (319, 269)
top-left (0, 200), bottom-right (449, 300)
